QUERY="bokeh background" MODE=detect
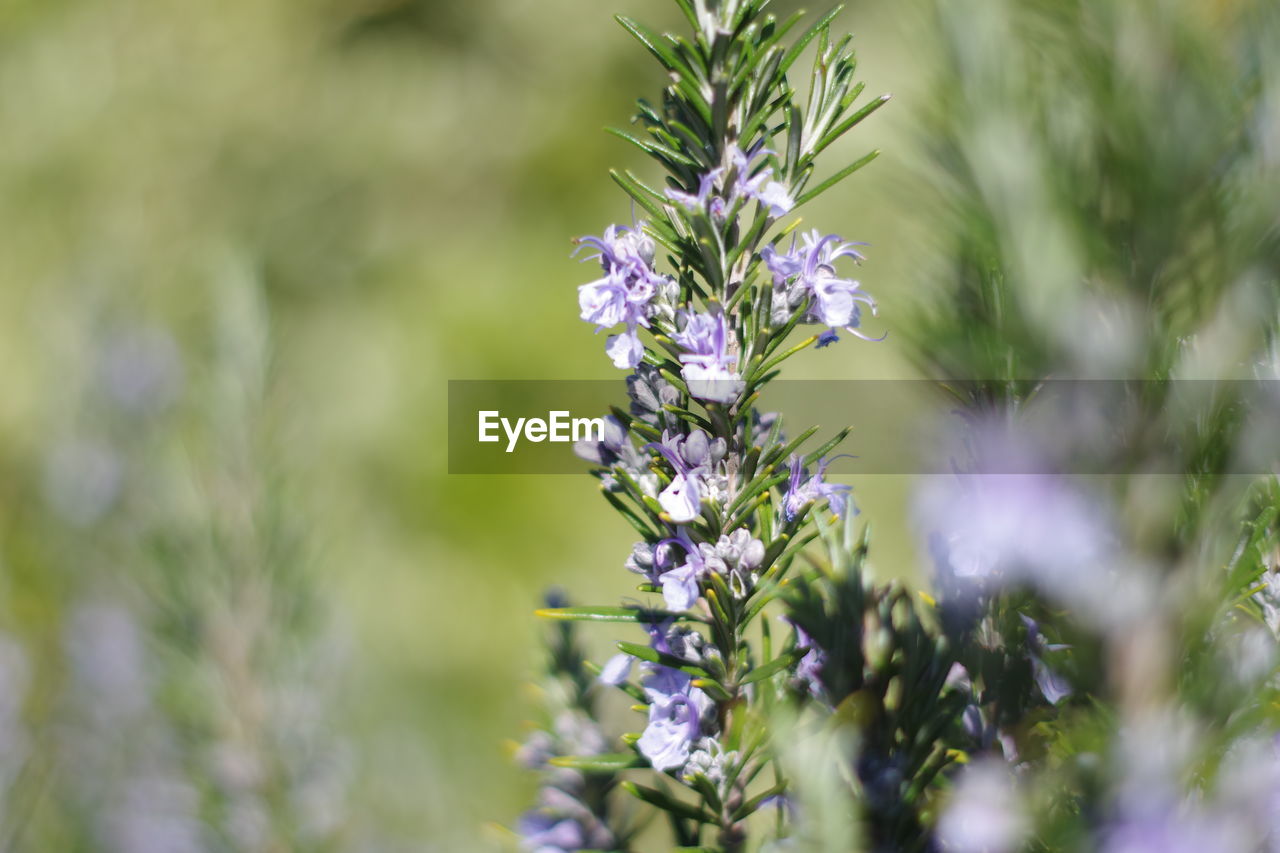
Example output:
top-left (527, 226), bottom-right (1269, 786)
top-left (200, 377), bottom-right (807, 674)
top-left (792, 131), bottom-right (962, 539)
top-left (0, 0), bottom-right (1269, 850)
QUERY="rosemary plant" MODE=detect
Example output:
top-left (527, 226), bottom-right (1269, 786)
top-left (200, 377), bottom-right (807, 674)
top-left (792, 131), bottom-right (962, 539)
top-left (516, 2), bottom-right (967, 850)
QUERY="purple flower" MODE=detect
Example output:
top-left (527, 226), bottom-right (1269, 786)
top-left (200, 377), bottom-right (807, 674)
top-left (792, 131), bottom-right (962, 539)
top-left (575, 224), bottom-right (673, 369)
top-left (621, 541), bottom-right (661, 585)
top-left (1021, 615), bottom-right (1072, 705)
top-left (649, 441), bottom-right (703, 523)
top-left (598, 653), bottom-right (634, 686)
top-left (913, 466), bottom-right (1147, 633)
top-left (936, 760), bottom-right (1028, 853)
top-left (665, 144), bottom-right (793, 220)
top-left (815, 330), bottom-right (840, 348)
top-left (762, 230), bottom-right (875, 336)
top-left (791, 624), bottom-right (825, 698)
top-left (665, 167), bottom-right (727, 220)
top-left (728, 145), bottom-right (794, 217)
top-left (572, 416), bottom-right (627, 466)
top-left (702, 528), bottom-right (765, 598)
top-left (602, 623), bottom-right (714, 773)
top-left (627, 364), bottom-right (681, 430)
top-left (604, 326), bottom-right (644, 370)
top-left (574, 417), bottom-right (658, 495)
top-left (682, 737), bottom-right (740, 797)
top-left (518, 813), bottom-right (587, 853)
top-left (1102, 812), bottom-right (1251, 853)
top-left (782, 455), bottom-right (855, 521)
top-left (674, 311), bottom-right (743, 404)
top-left (648, 430), bottom-right (728, 523)
top-left (654, 531), bottom-right (708, 611)
top-left (638, 643), bottom-right (714, 771)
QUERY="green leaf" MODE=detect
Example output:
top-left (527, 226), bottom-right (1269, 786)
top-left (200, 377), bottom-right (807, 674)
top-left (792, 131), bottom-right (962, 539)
top-left (599, 488), bottom-right (660, 539)
top-left (813, 93), bottom-right (891, 157)
top-left (731, 781), bottom-right (788, 820)
top-left (606, 126), bottom-right (700, 168)
top-left (617, 641), bottom-right (710, 678)
top-left (779, 5), bottom-right (845, 77)
top-left (537, 606), bottom-right (699, 624)
top-left (549, 753), bottom-right (645, 773)
top-left (803, 426), bottom-right (852, 466)
top-left (794, 149), bottom-right (880, 206)
top-left (747, 334), bottom-right (820, 383)
top-left (610, 169), bottom-right (666, 220)
top-left (739, 649), bottom-right (803, 686)
top-left (616, 15), bottom-right (681, 73)
top-left (621, 781), bottom-right (716, 824)
top-left (691, 677), bottom-right (733, 703)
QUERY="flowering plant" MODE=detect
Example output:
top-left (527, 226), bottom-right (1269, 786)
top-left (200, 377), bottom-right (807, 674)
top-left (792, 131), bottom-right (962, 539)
top-left (517, 0), bottom-right (1280, 851)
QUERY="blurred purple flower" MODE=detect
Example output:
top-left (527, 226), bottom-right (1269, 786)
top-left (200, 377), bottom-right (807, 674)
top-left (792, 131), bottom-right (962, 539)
top-left (1102, 811), bottom-right (1250, 853)
top-left (518, 812), bottom-right (587, 853)
top-left (1021, 615), bottom-right (1072, 705)
top-left (791, 624), bottom-right (825, 698)
top-left (936, 760), bottom-right (1028, 853)
top-left (913, 461), bottom-right (1147, 632)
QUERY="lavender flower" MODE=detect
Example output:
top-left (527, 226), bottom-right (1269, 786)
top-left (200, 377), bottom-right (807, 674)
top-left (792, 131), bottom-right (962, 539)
top-left (517, 710), bottom-right (615, 853)
top-left (574, 416), bottom-right (659, 496)
top-left (517, 812), bottom-right (591, 853)
top-left (622, 540), bottom-right (662, 586)
top-left (1101, 813), bottom-right (1251, 853)
top-left (665, 167), bottom-right (727, 220)
top-left (728, 145), bottom-right (795, 217)
top-left (626, 364), bottom-right (681, 431)
top-left (674, 311), bottom-right (743, 404)
top-left (763, 230), bottom-right (874, 336)
top-left (654, 530), bottom-right (708, 611)
top-left (665, 144), bottom-right (793, 220)
top-left (791, 624), bottom-right (825, 698)
top-left (702, 528), bottom-right (766, 599)
top-left (651, 527), bottom-right (766, 610)
top-left (575, 224), bottom-right (673, 369)
top-left (682, 737), bottom-right (741, 800)
top-left (638, 632), bottom-right (714, 772)
top-left (936, 760), bottom-right (1028, 853)
top-left (604, 623), bottom-right (715, 773)
top-left (649, 429), bottom-right (729, 523)
top-left (1021, 615), bottom-right (1072, 705)
top-left (913, 470), bottom-right (1148, 632)
top-left (782, 455), bottom-right (854, 521)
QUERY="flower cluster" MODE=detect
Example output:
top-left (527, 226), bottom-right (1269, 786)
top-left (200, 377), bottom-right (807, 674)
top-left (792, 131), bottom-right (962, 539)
top-left (600, 623), bottom-right (716, 771)
top-left (665, 144), bottom-right (795, 221)
top-left (517, 710), bottom-right (616, 853)
top-left (674, 310), bottom-right (743, 404)
top-left (783, 454), bottom-right (855, 522)
top-left (576, 224), bottom-right (675, 369)
top-left (763, 230), bottom-right (877, 344)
